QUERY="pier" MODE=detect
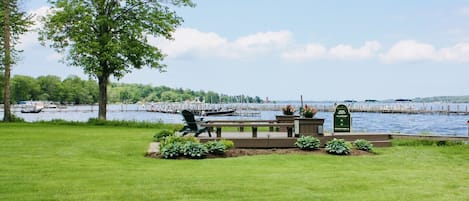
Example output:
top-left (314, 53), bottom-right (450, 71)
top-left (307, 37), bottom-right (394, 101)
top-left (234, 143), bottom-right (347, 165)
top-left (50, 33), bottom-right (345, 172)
top-left (3, 102), bottom-right (469, 115)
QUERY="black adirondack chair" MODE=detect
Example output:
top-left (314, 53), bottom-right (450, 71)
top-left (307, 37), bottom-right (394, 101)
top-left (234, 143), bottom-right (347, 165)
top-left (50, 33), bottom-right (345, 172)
top-left (180, 110), bottom-right (211, 137)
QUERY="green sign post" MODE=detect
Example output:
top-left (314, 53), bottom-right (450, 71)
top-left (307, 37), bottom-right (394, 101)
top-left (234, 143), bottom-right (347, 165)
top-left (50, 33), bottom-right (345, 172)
top-left (334, 104), bottom-right (351, 132)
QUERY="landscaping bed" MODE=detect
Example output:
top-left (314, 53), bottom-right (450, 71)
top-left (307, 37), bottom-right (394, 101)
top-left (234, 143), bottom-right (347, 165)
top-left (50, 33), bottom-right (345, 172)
top-left (146, 147), bottom-right (374, 159)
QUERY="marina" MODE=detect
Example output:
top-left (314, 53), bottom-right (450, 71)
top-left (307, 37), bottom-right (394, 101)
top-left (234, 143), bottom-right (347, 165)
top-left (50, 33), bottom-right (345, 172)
top-left (1, 102), bottom-right (469, 136)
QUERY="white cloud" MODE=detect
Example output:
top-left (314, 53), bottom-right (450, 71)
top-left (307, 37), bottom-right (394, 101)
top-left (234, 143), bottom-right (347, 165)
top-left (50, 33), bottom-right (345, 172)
top-left (151, 28), bottom-right (228, 58)
top-left (438, 43), bottom-right (469, 62)
top-left (329, 41), bottom-right (381, 59)
top-left (380, 40), bottom-right (469, 63)
top-left (280, 44), bottom-right (326, 60)
top-left (18, 6), bottom-right (52, 50)
top-left (154, 28), bottom-right (293, 59)
top-left (380, 40), bottom-right (437, 63)
top-left (281, 41), bottom-right (380, 61)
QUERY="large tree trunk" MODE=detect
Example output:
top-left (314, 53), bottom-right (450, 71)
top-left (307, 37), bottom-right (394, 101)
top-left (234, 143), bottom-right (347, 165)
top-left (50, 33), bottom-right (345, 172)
top-left (3, 0), bottom-right (11, 122)
top-left (98, 75), bottom-right (108, 120)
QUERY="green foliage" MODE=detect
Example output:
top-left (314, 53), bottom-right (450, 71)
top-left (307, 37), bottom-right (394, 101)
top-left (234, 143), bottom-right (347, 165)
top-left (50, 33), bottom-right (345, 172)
top-left (295, 135), bottom-right (321, 150)
top-left (10, 75), bottom-right (40, 102)
top-left (182, 141), bottom-right (208, 159)
top-left (413, 95), bottom-right (469, 103)
top-left (0, 0), bottom-right (34, 66)
top-left (153, 129), bottom-right (174, 142)
top-left (205, 141), bottom-right (227, 155)
top-left (326, 138), bottom-right (351, 155)
top-left (33, 118), bottom-right (177, 130)
top-left (353, 139), bottom-right (374, 152)
top-left (160, 135), bottom-right (199, 152)
top-left (86, 118), bottom-right (169, 128)
top-left (8, 75), bottom-right (98, 104)
top-left (160, 142), bottom-right (183, 159)
top-left (108, 82), bottom-right (264, 104)
top-left (9, 114), bottom-right (24, 122)
top-left (392, 139), bottom-right (465, 147)
top-left (39, 0), bottom-right (195, 119)
top-left (220, 139), bottom-right (235, 150)
top-left (5, 74), bottom-right (264, 104)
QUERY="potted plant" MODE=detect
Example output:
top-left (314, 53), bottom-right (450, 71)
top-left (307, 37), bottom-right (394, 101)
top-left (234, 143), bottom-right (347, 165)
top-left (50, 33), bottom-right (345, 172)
top-left (282, 105), bottom-right (295, 115)
top-left (301, 104), bottom-right (318, 118)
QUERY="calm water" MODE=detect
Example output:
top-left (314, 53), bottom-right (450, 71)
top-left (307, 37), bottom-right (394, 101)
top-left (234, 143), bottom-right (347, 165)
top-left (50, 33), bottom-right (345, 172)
top-left (2, 103), bottom-right (469, 136)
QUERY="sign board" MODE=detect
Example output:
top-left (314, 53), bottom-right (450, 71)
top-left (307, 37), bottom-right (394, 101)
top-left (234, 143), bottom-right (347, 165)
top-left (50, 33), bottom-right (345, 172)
top-left (334, 104), bottom-right (351, 132)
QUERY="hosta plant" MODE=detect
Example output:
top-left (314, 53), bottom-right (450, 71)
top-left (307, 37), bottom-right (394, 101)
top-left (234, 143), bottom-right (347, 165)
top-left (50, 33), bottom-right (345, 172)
top-left (161, 142), bottom-right (183, 159)
top-left (353, 139), bottom-right (373, 152)
top-left (153, 129), bottom-right (174, 142)
top-left (326, 138), bottom-right (351, 155)
top-left (205, 141), bottom-right (227, 155)
top-left (295, 136), bottom-right (321, 150)
top-left (220, 139), bottom-right (235, 150)
top-left (183, 141), bottom-right (208, 159)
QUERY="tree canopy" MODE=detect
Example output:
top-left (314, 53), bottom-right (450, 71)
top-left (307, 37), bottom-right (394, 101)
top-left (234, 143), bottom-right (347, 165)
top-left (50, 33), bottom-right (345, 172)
top-left (1, 0), bottom-right (33, 122)
top-left (2, 74), bottom-right (265, 105)
top-left (40, 0), bottom-right (194, 120)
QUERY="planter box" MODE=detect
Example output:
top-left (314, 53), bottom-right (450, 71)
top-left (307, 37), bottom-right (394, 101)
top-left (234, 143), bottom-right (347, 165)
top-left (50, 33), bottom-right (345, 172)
top-left (276, 115), bottom-right (299, 132)
top-left (294, 118), bottom-right (325, 137)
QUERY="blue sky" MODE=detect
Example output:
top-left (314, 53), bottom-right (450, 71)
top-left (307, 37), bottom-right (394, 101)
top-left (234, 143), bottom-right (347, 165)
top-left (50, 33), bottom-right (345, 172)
top-left (13, 0), bottom-right (469, 101)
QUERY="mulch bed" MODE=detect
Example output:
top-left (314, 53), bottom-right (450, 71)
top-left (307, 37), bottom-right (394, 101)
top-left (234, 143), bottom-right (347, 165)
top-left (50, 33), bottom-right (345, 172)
top-left (146, 148), bottom-right (374, 159)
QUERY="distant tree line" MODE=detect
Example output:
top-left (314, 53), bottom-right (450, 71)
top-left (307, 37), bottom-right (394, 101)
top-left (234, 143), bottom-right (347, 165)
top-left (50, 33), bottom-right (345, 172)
top-left (0, 74), bottom-right (264, 104)
top-left (412, 96), bottom-right (469, 103)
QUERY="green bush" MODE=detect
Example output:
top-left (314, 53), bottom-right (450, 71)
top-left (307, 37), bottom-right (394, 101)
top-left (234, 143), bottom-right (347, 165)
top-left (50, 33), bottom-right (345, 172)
top-left (295, 136), bottom-right (320, 150)
top-left (353, 139), bottom-right (373, 152)
top-left (205, 141), bottom-right (226, 155)
top-left (161, 142), bottom-right (183, 159)
top-left (326, 138), bottom-right (351, 155)
top-left (220, 139), bottom-right (235, 150)
top-left (10, 114), bottom-right (25, 122)
top-left (183, 142), bottom-right (208, 159)
top-left (160, 135), bottom-right (199, 151)
top-left (153, 129), bottom-right (174, 142)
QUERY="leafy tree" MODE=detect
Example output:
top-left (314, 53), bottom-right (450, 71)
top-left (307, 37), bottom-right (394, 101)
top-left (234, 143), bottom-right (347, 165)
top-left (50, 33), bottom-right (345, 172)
top-left (62, 75), bottom-right (97, 104)
top-left (37, 75), bottom-right (64, 102)
top-left (1, 0), bottom-right (33, 121)
top-left (11, 75), bottom-right (40, 102)
top-left (39, 0), bottom-right (194, 120)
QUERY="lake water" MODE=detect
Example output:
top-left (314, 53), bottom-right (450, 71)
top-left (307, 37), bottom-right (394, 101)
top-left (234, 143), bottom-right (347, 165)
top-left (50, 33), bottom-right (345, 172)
top-left (2, 103), bottom-right (469, 136)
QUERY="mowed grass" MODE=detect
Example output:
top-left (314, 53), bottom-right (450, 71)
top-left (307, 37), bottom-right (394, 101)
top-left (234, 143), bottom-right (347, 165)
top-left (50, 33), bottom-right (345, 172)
top-left (1, 123), bottom-right (469, 201)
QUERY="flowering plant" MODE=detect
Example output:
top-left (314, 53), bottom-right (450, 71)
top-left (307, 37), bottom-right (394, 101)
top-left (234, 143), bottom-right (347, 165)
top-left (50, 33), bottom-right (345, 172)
top-left (282, 105), bottom-right (295, 115)
top-left (301, 104), bottom-right (318, 118)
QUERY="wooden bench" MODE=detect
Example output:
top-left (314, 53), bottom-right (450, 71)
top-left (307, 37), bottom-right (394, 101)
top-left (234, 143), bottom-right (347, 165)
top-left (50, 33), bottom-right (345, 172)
top-left (201, 120), bottom-right (294, 138)
top-left (205, 120), bottom-right (278, 132)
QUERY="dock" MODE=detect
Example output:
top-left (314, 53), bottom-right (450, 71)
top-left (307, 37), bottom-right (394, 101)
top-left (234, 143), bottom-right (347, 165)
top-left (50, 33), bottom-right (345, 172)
top-left (5, 102), bottom-right (469, 116)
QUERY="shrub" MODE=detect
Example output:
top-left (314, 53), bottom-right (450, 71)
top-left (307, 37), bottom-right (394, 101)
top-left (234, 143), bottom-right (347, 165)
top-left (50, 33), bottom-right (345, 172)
top-left (161, 142), bottom-right (183, 159)
top-left (220, 139), bottom-right (235, 150)
top-left (353, 139), bottom-right (373, 152)
top-left (159, 135), bottom-right (199, 152)
top-left (153, 129), bottom-right (174, 142)
top-left (295, 136), bottom-right (320, 150)
top-left (10, 114), bottom-right (25, 122)
top-left (326, 138), bottom-right (351, 155)
top-left (205, 141), bottom-right (226, 155)
top-left (183, 141), bottom-right (208, 159)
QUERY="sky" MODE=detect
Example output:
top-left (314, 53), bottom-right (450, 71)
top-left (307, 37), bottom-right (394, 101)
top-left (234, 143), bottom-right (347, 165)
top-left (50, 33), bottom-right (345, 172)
top-left (12, 0), bottom-right (469, 101)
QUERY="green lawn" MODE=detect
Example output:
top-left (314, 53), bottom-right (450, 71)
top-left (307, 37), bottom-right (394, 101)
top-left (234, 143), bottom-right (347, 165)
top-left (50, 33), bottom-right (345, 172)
top-left (1, 123), bottom-right (468, 201)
